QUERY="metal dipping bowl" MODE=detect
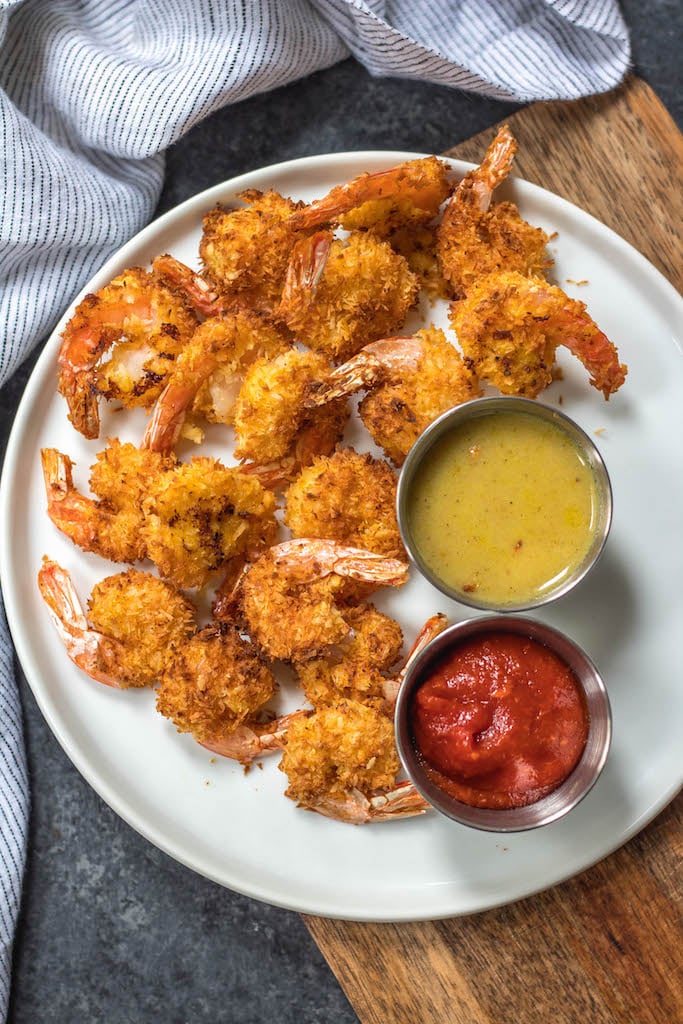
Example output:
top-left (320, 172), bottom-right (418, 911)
top-left (394, 616), bottom-right (612, 832)
top-left (396, 396), bottom-right (613, 612)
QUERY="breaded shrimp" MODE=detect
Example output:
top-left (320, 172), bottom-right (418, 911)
top-left (240, 539), bottom-right (409, 662)
top-left (289, 156), bottom-right (451, 235)
top-left (305, 326), bottom-right (480, 465)
top-left (449, 271), bottom-right (628, 399)
top-left (233, 348), bottom-right (349, 488)
top-left (436, 126), bottom-right (551, 299)
top-left (223, 612), bottom-right (447, 766)
top-left (42, 441), bottom-right (175, 564)
top-left (142, 308), bottom-right (290, 453)
top-left (38, 559), bottom-right (196, 688)
top-left (284, 449), bottom-right (404, 558)
top-left (277, 230), bottom-right (419, 363)
top-left (199, 189), bottom-right (311, 312)
top-left (295, 602), bottom-right (403, 710)
top-left (142, 457), bottom-right (279, 589)
top-left (58, 267), bottom-right (198, 438)
top-left (279, 699), bottom-right (428, 823)
top-left (295, 609), bottom-right (447, 712)
top-left (156, 623), bottom-right (277, 747)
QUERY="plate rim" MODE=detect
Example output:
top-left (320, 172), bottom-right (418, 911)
top-left (2, 149), bottom-right (683, 921)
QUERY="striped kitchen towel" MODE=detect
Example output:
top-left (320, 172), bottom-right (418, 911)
top-left (0, 0), bottom-right (629, 1017)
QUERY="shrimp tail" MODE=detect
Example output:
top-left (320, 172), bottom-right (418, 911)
top-left (37, 558), bottom-right (124, 688)
top-left (152, 254), bottom-right (225, 318)
top-left (304, 337), bottom-right (421, 407)
top-left (382, 613), bottom-right (449, 708)
top-left (562, 320), bottom-right (628, 399)
top-left (299, 781), bottom-right (429, 824)
top-left (271, 538), bottom-right (409, 587)
top-left (199, 711), bottom-right (309, 766)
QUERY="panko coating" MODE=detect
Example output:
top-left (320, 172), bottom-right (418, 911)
top-left (58, 266), bottom-right (198, 438)
top-left (199, 189), bottom-right (310, 312)
top-left (37, 559), bottom-right (196, 689)
top-left (233, 348), bottom-right (349, 482)
top-left (294, 602), bottom-right (403, 709)
top-left (278, 230), bottom-right (420, 363)
top-left (157, 623), bottom-right (277, 744)
top-left (436, 125), bottom-right (551, 300)
top-left (142, 457), bottom-right (279, 589)
top-left (284, 449), bottom-right (404, 558)
top-left (240, 539), bottom-right (409, 663)
top-left (143, 307), bottom-right (290, 453)
top-left (449, 271), bottom-right (627, 399)
top-left (280, 699), bottom-right (400, 804)
top-left (42, 441), bottom-right (175, 564)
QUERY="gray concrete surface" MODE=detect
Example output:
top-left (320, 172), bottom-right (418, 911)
top-left (2, 3), bottom-right (681, 1021)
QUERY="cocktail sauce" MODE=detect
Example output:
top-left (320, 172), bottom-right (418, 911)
top-left (410, 632), bottom-right (589, 809)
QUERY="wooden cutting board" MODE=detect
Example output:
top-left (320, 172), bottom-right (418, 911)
top-left (303, 76), bottom-right (683, 1024)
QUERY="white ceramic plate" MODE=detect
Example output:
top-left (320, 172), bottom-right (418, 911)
top-left (2, 153), bottom-right (682, 921)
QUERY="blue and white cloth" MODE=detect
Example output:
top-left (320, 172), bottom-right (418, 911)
top-left (0, 0), bottom-right (629, 1016)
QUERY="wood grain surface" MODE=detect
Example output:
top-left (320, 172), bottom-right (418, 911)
top-left (304, 76), bottom-right (683, 1024)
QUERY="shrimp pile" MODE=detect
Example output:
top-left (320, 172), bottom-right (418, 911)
top-left (40, 129), bottom-right (627, 824)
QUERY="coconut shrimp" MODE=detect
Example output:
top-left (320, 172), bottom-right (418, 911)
top-left (284, 449), bottom-right (403, 558)
top-left (294, 602), bottom-right (404, 710)
top-left (42, 441), bottom-right (175, 564)
top-left (199, 189), bottom-right (312, 313)
top-left (449, 271), bottom-right (628, 399)
top-left (305, 326), bottom-right (479, 466)
top-left (58, 267), bottom-right (198, 439)
top-left (233, 348), bottom-right (349, 489)
top-left (239, 539), bottom-right (409, 663)
top-left (142, 308), bottom-right (290, 453)
top-left (279, 699), bottom-right (428, 824)
top-left (436, 126), bottom-right (551, 299)
top-left (289, 156), bottom-right (451, 235)
top-left (142, 457), bottom-right (278, 589)
top-left (294, 607), bottom-right (447, 712)
top-left (277, 230), bottom-right (419, 363)
top-left (38, 559), bottom-right (196, 688)
top-left (156, 622), bottom-right (279, 754)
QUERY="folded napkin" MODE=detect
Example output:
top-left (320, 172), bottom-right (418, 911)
top-left (0, 0), bottom-right (629, 1016)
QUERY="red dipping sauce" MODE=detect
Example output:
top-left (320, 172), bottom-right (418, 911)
top-left (410, 632), bottom-right (589, 809)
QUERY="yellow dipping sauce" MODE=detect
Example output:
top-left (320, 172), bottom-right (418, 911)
top-left (408, 410), bottom-right (600, 607)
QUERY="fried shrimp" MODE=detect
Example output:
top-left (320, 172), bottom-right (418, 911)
top-left (199, 189), bottom-right (311, 312)
top-left (38, 559), bottom-right (196, 688)
top-left (288, 156), bottom-right (451, 235)
top-left (279, 699), bottom-right (429, 823)
top-left (277, 230), bottom-right (419, 363)
top-left (436, 125), bottom-right (551, 299)
top-left (142, 457), bottom-right (278, 589)
top-left (58, 267), bottom-right (198, 439)
top-left (233, 348), bottom-right (349, 488)
top-left (449, 270), bottom-right (628, 399)
top-left (294, 603), bottom-right (403, 709)
top-left (296, 608), bottom-right (447, 711)
top-left (42, 441), bottom-right (175, 564)
top-left (156, 623), bottom-right (277, 748)
top-left (142, 308), bottom-right (290, 453)
top-left (284, 449), bottom-right (403, 558)
top-left (240, 539), bottom-right (409, 662)
top-left (305, 326), bottom-right (479, 465)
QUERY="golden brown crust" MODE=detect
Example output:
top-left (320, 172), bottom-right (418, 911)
top-left (87, 570), bottom-right (196, 687)
top-left (142, 457), bottom-right (278, 589)
top-left (278, 231), bottom-right (419, 363)
top-left (284, 449), bottom-right (403, 557)
top-left (157, 624), bottom-right (276, 742)
top-left (280, 699), bottom-right (399, 804)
